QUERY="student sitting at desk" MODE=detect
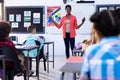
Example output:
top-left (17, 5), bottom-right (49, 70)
top-left (25, 25), bottom-right (44, 56)
top-left (0, 21), bottom-right (24, 77)
top-left (24, 25), bottom-right (46, 72)
top-left (25, 25), bottom-right (44, 45)
top-left (0, 21), bottom-right (33, 77)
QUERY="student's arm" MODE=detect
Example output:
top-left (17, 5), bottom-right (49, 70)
top-left (78, 17), bottom-right (85, 29)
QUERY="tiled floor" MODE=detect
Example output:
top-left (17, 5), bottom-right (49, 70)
top-left (13, 56), bottom-right (80, 80)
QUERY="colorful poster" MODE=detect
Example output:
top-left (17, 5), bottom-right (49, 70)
top-left (47, 6), bottom-right (61, 26)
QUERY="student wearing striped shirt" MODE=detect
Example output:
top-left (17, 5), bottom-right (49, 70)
top-left (80, 9), bottom-right (120, 80)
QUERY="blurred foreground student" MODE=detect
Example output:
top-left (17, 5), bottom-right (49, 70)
top-left (0, 21), bottom-right (24, 78)
top-left (0, 21), bottom-right (33, 77)
top-left (80, 9), bottom-right (120, 80)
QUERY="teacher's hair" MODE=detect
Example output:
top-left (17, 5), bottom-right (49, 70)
top-left (65, 5), bottom-right (71, 10)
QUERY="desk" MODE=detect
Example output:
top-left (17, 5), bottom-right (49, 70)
top-left (60, 56), bottom-right (82, 80)
top-left (16, 45), bottom-right (39, 80)
top-left (43, 41), bottom-right (54, 73)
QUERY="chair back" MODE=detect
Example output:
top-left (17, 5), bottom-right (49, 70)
top-left (23, 39), bottom-right (39, 57)
top-left (0, 45), bottom-right (17, 61)
top-left (0, 45), bottom-right (22, 74)
top-left (9, 36), bottom-right (18, 44)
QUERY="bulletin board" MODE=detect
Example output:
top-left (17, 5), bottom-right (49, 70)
top-left (5, 6), bottom-right (45, 33)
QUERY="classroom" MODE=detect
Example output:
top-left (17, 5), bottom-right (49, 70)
top-left (0, 0), bottom-right (120, 80)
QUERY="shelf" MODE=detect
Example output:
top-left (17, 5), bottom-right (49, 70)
top-left (77, 1), bottom-right (95, 3)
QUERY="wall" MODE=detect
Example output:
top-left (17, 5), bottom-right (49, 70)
top-left (4, 0), bottom-right (120, 57)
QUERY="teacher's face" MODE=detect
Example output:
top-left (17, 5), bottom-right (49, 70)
top-left (65, 7), bottom-right (71, 15)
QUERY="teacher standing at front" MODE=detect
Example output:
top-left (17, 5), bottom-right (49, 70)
top-left (52, 5), bottom-right (85, 58)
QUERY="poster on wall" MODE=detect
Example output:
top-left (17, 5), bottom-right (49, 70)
top-left (24, 11), bottom-right (31, 21)
top-left (9, 14), bottom-right (14, 22)
top-left (47, 6), bottom-right (61, 26)
top-left (33, 13), bottom-right (40, 24)
top-left (16, 14), bottom-right (21, 22)
top-left (24, 22), bottom-right (31, 27)
top-left (11, 22), bottom-right (18, 28)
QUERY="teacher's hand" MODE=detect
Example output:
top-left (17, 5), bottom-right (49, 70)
top-left (82, 17), bottom-right (86, 23)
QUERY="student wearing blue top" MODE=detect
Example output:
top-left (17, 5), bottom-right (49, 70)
top-left (25, 25), bottom-right (44, 44)
top-left (80, 9), bottom-right (120, 80)
top-left (24, 25), bottom-right (44, 57)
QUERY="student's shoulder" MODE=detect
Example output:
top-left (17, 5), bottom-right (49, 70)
top-left (85, 44), bottom-right (100, 54)
top-left (86, 43), bottom-right (100, 51)
top-left (6, 40), bottom-right (15, 47)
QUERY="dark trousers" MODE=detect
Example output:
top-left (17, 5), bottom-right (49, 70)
top-left (64, 33), bottom-right (75, 58)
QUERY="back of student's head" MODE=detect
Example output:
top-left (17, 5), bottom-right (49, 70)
top-left (27, 25), bottom-right (36, 33)
top-left (90, 9), bottom-right (120, 37)
top-left (0, 21), bottom-right (11, 41)
top-left (114, 8), bottom-right (120, 33)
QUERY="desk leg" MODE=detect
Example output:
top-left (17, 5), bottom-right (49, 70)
top-left (60, 72), bottom-right (64, 80)
top-left (73, 73), bottom-right (76, 80)
top-left (47, 44), bottom-right (49, 73)
top-left (3, 59), bottom-right (5, 80)
top-left (27, 50), bottom-right (29, 80)
top-left (53, 42), bottom-right (54, 68)
top-left (36, 53), bottom-right (39, 80)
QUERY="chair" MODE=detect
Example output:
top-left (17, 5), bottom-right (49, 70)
top-left (0, 55), bottom-right (5, 80)
top-left (0, 45), bottom-right (26, 80)
top-left (23, 39), bottom-right (46, 76)
top-left (9, 36), bottom-right (18, 44)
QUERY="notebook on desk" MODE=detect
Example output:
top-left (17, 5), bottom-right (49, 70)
top-left (15, 45), bottom-right (38, 49)
top-left (15, 45), bottom-right (26, 49)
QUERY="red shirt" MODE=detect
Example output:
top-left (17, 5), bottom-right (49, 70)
top-left (57, 14), bottom-right (79, 38)
top-left (0, 40), bottom-right (19, 68)
top-left (0, 40), bottom-right (18, 54)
